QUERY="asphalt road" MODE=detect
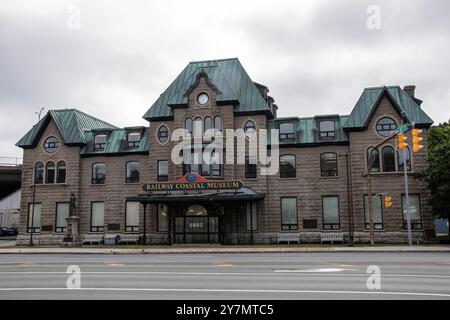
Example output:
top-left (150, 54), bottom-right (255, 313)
top-left (0, 252), bottom-right (449, 300)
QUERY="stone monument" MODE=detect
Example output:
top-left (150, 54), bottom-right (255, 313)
top-left (61, 193), bottom-right (82, 247)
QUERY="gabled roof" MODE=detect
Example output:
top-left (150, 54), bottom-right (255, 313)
top-left (344, 86), bottom-right (434, 130)
top-left (143, 58), bottom-right (272, 120)
top-left (267, 115), bottom-right (349, 145)
top-left (80, 127), bottom-right (149, 155)
top-left (16, 109), bottom-right (117, 148)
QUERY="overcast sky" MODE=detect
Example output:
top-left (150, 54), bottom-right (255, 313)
top-left (1, 0), bottom-right (449, 160)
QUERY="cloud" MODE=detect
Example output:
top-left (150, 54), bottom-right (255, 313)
top-left (0, 0), bottom-right (449, 159)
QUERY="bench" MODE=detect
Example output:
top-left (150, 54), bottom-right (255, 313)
top-left (320, 232), bottom-right (344, 244)
top-left (118, 234), bottom-right (140, 245)
top-left (82, 234), bottom-right (104, 245)
top-left (277, 233), bottom-right (300, 244)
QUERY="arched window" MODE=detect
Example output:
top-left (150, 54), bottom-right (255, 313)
top-left (193, 117), bottom-right (202, 138)
top-left (367, 147), bottom-right (380, 172)
top-left (158, 126), bottom-right (169, 143)
top-left (280, 155), bottom-right (296, 178)
top-left (376, 117), bottom-right (397, 137)
top-left (320, 153), bottom-right (338, 176)
top-left (382, 146), bottom-right (396, 172)
top-left (56, 161), bottom-right (66, 183)
top-left (34, 162), bottom-right (44, 184)
top-left (398, 147), bottom-right (412, 171)
top-left (244, 120), bottom-right (256, 136)
top-left (45, 161), bottom-right (55, 184)
top-left (214, 115), bottom-right (222, 134)
top-left (43, 136), bottom-right (59, 154)
top-left (204, 116), bottom-right (212, 139)
top-left (186, 204), bottom-right (207, 216)
top-left (184, 117), bottom-right (192, 137)
top-left (279, 122), bottom-right (295, 141)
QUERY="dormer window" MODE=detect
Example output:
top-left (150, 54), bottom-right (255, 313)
top-left (279, 123), bottom-right (295, 141)
top-left (127, 132), bottom-right (141, 148)
top-left (319, 121), bottom-right (335, 138)
top-left (94, 134), bottom-right (107, 151)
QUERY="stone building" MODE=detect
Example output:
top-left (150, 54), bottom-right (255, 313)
top-left (15, 58), bottom-right (434, 245)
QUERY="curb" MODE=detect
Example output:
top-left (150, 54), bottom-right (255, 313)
top-left (1, 246), bottom-right (450, 255)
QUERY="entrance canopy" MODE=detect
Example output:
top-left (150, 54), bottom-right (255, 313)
top-left (127, 186), bottom-right (264, 204)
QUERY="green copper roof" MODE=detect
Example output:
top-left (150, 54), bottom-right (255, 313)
top-left (267, 115), bottom-right (349, 145)
top-left (16, 109), bottom-right (117, 148)
top-left (344, 86), bottom-right (434, 129)
top-left (143, 58), bottom-right (271, 120)
top-left (80, 128), bottom-right (149, 155)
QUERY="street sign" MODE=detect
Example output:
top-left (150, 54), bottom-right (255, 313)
top-left (395, 123), bottom-right (410, 135)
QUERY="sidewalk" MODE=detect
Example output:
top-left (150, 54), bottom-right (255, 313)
top-left (1, 244), bottom-right (450, 254)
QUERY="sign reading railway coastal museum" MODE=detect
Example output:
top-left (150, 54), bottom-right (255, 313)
top-left (143, 174), bottom-right (243, 192)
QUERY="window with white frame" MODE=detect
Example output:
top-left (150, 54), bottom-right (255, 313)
top-left (91, 202), bottom-right (104, 232)
top-left (27, 203), bottom-right (41, 233)
top-left (281, 197), bottom-right (298, 230)
top-left (322, 196), bottom-right (340, 230)
top-left (364, 195), bottom-right (384, 230)
top-left (402, 194), bottom-right (422, 230)
top-left (126, 201), bottom-right (140, 232)
top-left (55, 203), bottom-right (70, 233)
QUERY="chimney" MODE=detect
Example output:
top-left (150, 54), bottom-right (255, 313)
top-left (403, 85), bottom-right (416, 98)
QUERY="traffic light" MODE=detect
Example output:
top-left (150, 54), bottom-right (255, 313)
top-left (397, 133), bottom-right (408, 150)
top-left (385, 195), bottom-right (392, 208)
top-left (412, 129), bottom-right (424, 153)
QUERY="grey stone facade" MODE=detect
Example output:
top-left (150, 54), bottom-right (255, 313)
top-left (16, 61), bottom-right (434, 245)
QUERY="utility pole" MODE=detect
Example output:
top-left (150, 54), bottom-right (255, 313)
top-left (29, 166), bottom-right (37, 246)
top-left (366, 151), bottom-right (375, 245)
top-left (403, 147), bottom-right (413, 246)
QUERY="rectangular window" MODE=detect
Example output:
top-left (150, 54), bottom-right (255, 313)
top-left (94, 134), bottom-right (107, 151)
top-left (246, 202), bottom-right (258, 231)
top-left (27, 203), bottom-right (41, 233)
top-left (125, 201), bottom-right (140, 232)
top-left (319, 120), bottom-right (336, 138)
top-left (182, 149), bottom-right (222, 178)
top-left (158, 160), bottom-right (169, 181)
top-left (55, 203), bottom-right (70, 233)
top-left (127, 132), bottom-right (141, 148)
top-left (281, 197), bottom-right (298, 230)
top-left (364, 195), bottom-right (383, 230)
top-left (91, 202), bottom-right (104, 232)
top-left (92, 163), bottom-right (106, 184)
top-left (322, 196), bottom-right (340, 230)
top-left (245, 156), bottom-right (257, 179)
top-left (402, 194), bottom-right (422, 230)
top-left (157, 204), bottom-right (169, 232)
top-left (320, 153), bottom-right (338, 177)
top-left (280, 155), bottom-right (296, 178)
top-left (126, 162), bottom-right (140, 183)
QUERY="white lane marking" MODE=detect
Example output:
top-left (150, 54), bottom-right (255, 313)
top-left (0, 271), bottom-right (450, 278)
top-left (0, 287), bottom-right (449, 298)
top-left (274, 268), bottom-right (355, 273)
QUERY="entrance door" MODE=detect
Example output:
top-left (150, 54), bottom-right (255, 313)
top-left (174, 204), bottom-right (221, 244)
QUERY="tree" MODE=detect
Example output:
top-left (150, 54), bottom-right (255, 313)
top-left (421, 121), bottom-right (450, 236)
